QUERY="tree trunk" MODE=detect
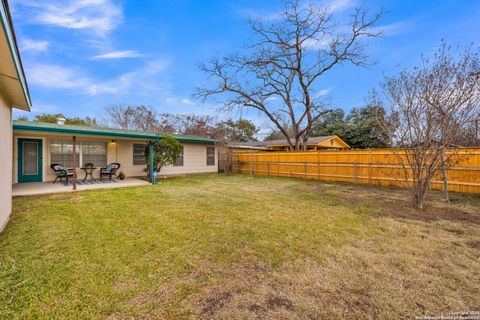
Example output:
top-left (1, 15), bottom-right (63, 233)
top-left (302, 136), bottom-right (309, 151)
top-left (440, 149), bottom-right (449, 201)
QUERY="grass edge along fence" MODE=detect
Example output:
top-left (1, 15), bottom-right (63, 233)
top-left (232, 148), bottom-right (480, 194)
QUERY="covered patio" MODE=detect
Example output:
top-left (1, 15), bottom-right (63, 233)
top-left (12, 177), bottom-right (150, 197)
top-left (12, 120), bottom-right (217, 193)
top-left (13, 120), bottom-right (160, 189)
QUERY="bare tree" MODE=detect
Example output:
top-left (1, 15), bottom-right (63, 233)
top-left (174, 114), bottom-right (218, 137)
top-left (102, 106), bottom-right (260, 143)
top-left (102, 104), bottom-right (160, 131)
top-left (376, 43), bottom-right (480, 209)
top-left (156, 113), bottom-right (178, 134)
top-left (461, 116), bottom-right (480, 146)
top-left (196, 0), bottom-right (383, 150)
top-left (133, 105), bottom-right (160, 132)
top-left (102, 104), bottom-right (138, 130)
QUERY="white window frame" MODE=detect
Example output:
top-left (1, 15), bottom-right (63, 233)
top-left (206, 146), bottom-right (215, 166)
top-left (133, 143), bottom-right (147, 166)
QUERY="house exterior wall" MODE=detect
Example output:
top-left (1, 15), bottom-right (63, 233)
top-left (115, 140), bottom-right (218, 177)
top-left (12, 131), bottom-right (218, 182)
top-left (0, 93), bottom-right (13, 231)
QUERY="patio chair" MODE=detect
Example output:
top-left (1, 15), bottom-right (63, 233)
top-left (50, 164), bottom-right (73, 184)
top-left (99, 163), bottom-right (121, 181)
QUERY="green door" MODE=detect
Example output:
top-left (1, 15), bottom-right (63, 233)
top-left (18, 138), bottom-right (43, 183)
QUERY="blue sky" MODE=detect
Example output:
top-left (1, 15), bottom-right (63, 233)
top-left (10, 0), bottom-right (480, 136)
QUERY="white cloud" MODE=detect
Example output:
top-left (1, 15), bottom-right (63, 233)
top-left (26, 59), bottom-right (170, 96)
top-left (326, 0), bottom-right (355, 13)
top-left (165, 97), bottom-right (197, 106)
top-left (20, 38), bottom-right (49, 52)
top-left (91, 50), bottom-right (143, 60)
top-left (180, 98), bottom-right (196, 105)
top-left (301, 21), bottom-right (411, 51)
top-left (265, 96), bottom-right (280, 101)
top-left (315, 88), bottom-right (332, 98)
top-left (239, 0), bottom-right (355, 21)
top-left (371, 22), bottom-right (412, 37)
top-left (27, 64), bottom-right (91, 89)
top-left (302, 38), bottom-right (331, 50)
top-left (87, 59), bottom-right (170, 95)
top-left (163, 97), bottom-right (220, 115)
top-left (12, 0), bottom-right (123, 36)
top-left (30, 102), bottom-right (59, 113)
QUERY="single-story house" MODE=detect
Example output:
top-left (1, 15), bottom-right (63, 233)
top-left (13, 120), bottom-right (218, 184)
top-left (230, 135), bottom-right (350, 151)
top-left (1, 0), bottom-right (32, 231)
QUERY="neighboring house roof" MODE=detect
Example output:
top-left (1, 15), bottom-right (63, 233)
top-left (0, 0), bottom-right (31, 110)
top-left (226, 144), bottom-right (269, 150)
top-left (13, 120), bottom-right (216, 144)
top-left (241, 136), bottom-right (332, 146)
top-left (238, 135), bottom-right (350, 148)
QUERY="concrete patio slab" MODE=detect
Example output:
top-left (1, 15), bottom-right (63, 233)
top-left (13, 178), bottom-right (150, 197)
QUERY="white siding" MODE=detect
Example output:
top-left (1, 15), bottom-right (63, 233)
top-left (0, 94), bottom-right (12, 231)
top-left (116, 141), bottom-right (218, 177)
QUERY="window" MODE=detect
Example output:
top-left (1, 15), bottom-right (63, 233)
top-left (50, 140), bottom-right (79, 168)
top-left (81, 142), bottom-right (107, 167)
top-left (50, 140), bottom-right (107, 168)
top-left (133, 143), bottom-right (147, 165)
top-left (206, 146), bottom-right (215, 166)
top-left (174, 146), bottom-right (184, 166)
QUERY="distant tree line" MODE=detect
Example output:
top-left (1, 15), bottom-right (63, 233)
top-left (17, 113), bottom-right (97, 126)
top-left (310, 105), bottom-right (393, 149)
top-left (102, 104), bottom-right (259, 142)
top-left (17, 106), bottom-right (259, 143)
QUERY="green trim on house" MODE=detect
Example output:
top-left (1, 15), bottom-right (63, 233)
top-left (13, 120), bottom-right (216, 144)
top-left (0, 0), bottom-right (31, 110)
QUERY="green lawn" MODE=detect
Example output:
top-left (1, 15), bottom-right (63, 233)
top-left (1, 175), bottom-right (479, 319)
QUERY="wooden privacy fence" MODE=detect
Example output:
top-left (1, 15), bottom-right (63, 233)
top-left (232, 148), bottom-right (480, 194)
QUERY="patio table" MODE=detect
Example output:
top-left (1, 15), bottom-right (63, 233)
top-left (80, 166), bottom-right (97, 182)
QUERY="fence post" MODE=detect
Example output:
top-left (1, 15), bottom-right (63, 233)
top-left (304, 162), bottom-right (307, 179)
top-left (368, 149), bottom-right (372, 184)
top-left (354, 161), bottom-right (357, 182)
top-left (267, 161), bottom-right (270, 176)
top-left (317, 152), bottom-right (320, 180)
top-left (250, 151), bottom-right (253, 176)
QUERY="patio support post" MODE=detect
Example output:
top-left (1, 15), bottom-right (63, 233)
top-left (149, 142), bottom-right (157, 185)
top-left (72, 135), bottom-right (77, 190)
